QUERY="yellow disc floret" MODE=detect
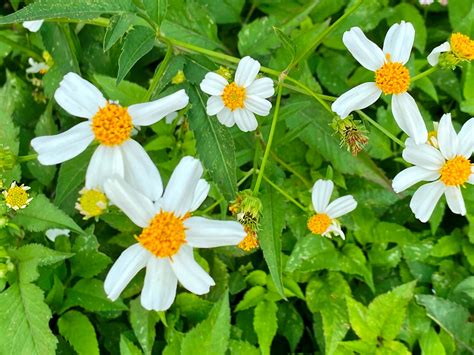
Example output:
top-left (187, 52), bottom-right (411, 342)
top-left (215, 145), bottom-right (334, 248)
top-left (137, 211), bottom-right (189, 258)
top-left (450, 33), bottom-right (474, 60)
top-left (375, 60), bottom-right (410, 95)
top-left (238, 228), bottom-right (259, 251)
top-left (222, 82), bottom-right (246, 111)
top-left (439, 156), bottom-right (471, 186)
top-left (76, 188), bottom-right (108, 219)
top-left (2, 182), bottom-right (32, 210)
top-left (307, 213), bottom-right (331, 235)
top-left (91, 102), bottom-right (133, 146)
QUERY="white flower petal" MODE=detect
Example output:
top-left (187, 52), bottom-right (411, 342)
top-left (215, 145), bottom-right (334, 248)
top-left (445, 186), bottom-right (466, 216)
top-left (342, 27), bottom-right (385, 71)
top-left (184, 217), bottom-right (246, 248)
top-left (45, 228), bottom-right (70, 242)
top-left (326, 195), bottom-right (357, 219)
top-left (26, 58), bottom-right (49, 74)
top-left (120, 139), bottom-right (163, 201)
top-left (245, 96), bottom-right (272, 116)
top-left (437, 113), bottom-right (459, 160)
top-left (216, 108), bottom-right (235, 127)
top-left (206, 95), bottom-right (225, 116)
top-left (233, 108), bottom-right (258, 132)
top-left (31, 121), bottom-right (94, 165)
top-left (311, 179), bottom-right (334, 213)
top-left (104, 178), bottom-right (155, 228)
top-left (402, 143), bottom-right (445, 170)
top-left (54, 72), bottom-right (106, 119)
top-left (190, 179), bottom-right (210, 212)
top-left (165, 112), bottom-right (178, 124)
top-left (469, 170), bottom-right (474, 184)
top-left (129, 90), bottom-right (189, 126)
top-left (23, 20), bottom-right (44, 32)
top-left (427, 42), bottom-right (451, 66)
top-left (458, 117), bottom-right (474, 158)
top-left (141, 257), bottom-right (177, 311)
top-left (86, 145), bottom-right (124, 190)
top-left (200, 72), bottom-right (228, 96)
top-left (162, 156), bottom-right (203, 216)
top-left (235, 56), bottom-right (260, 88)
top-left (324, 224), bottom-right (345, 240)
top-left (104, 243), bottom-right (150, 301)
top-left (391, 93), bottom-right (428, 145)
top-left (410, 181), bottom-right (445, 223)
top-left (331, 82), bottom-right (382, 119)
top-left (383, 21), bottom-right (415, 64)
top-left (392, 166), bottom-right (440, 193)
top-left (169, 246), bottom-right (215, 295)
top-left (246, 77), bottom-right (274, 98)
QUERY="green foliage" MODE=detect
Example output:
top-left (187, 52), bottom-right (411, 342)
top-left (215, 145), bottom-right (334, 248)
top-left (253, 300), bottom-right (278, 355)
top-left (58, 310), bottom-right (100, 355)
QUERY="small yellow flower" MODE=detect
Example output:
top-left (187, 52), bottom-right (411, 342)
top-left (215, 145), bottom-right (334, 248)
top-left (75, 187), bottom-right (108, 219)
top-left (238, 228), bottom-right (259, 252)
top-left (171, 70), bottom-right (186, 84)
top-left (450, 33), bottom-right (474, 61)
top-left (2, 182), bottom-right (33, 211)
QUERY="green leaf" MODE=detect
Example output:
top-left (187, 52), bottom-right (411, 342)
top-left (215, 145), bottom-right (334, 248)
top-left (187, 85), bottom-right (237, 200)
top-left (259, 184), bottom-right (286, 297)
top-left (420, 327), bottom-right (446, 355)
top-left (130, 297), bottom-right (157, 355)
top-left (104, 14), bottom-right (135, 52)
top-left (143, 0), bottom-right (168, 26)
top-left (117, 26), bottom-right (155, 85)
top-left (58, 310), bottom-right (100, 355)
top-left (235, 286), bottom-right (267, 312)
top-left (0, 0), bottom-right (133, 23)
top-left (448, 0), bottom-right (474, 36)
top-left (94, 74), bottom-right (147, 106)
top-left (70, 233), bottom-right (111, 278)
top-left (253, 300), bottom-right (278, 355)
top-left (228, 340), bottom-right (259, 355)
top-left (180, 292), bottom-right (230, 355)
top-left (277, 303), bottom-right (303, 352)
top-left (12, 194), bottom-right (83, 234)
top-left (345, 297), bottom-right (373, 341)
top-left (0, 283), bottom-right (57, 355)
top-left (120, 334), bottom-right (143, 355)
top-left (238, 17), bottom-right (279, 57)
top-left (201, 0), bottom-right (244, 24)
top-left (175, 293), bottom-right (213, 322)
top-left (386, 3), bottom-right (426, 52)
top-left (431, 234), bottom-right (462, 258)
top-left (273, 27), bottom-right (295, 67)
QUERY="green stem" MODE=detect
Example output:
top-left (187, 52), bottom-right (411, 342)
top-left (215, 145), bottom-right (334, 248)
top-left (0, 34), bottom-right (42, 61)
top-left (143, 41), bottom-right (173, 101)
top-left (262, 174), bottom-right (307, 212)
top-left (253, 82), bottom-right (283, 195)
top-left (411, 66), bottom-right (438, 82)
top-left (17, 154), bottom-right (38, 163)
top-left (271, 151), bottom-right (311, 188)
top-left (357, 110), bottom-right (405, 147)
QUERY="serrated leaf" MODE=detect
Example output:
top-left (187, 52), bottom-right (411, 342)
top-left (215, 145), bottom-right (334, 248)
top-left (120, 334), bottom-right (143, 355)
top-left (175, 292), bottom-right (213, 322)
top-left (58, 310), bottom-right (99, 355)
top-left (70, 233), bottom-right (111, 278)
top-left (104, 14), bottom-right (135, 52)
top-left (0, 283), bottom-right (57, 355)
top-left (253, 300), bottom-right (278, 355)
top-left (235, 286), bottom-right (267, 312)
top-left (273, 27), bottom-right (295, 67)
top-left (117, 26), bottom-right (155, 85)
top-left (130, 297), bottom-right (157, 355)
top-left (277, 303), bottom-right (303, 352)
top-left (228, 340), bottom-right (259, 355)
top-left (143, 0), bottom-right (168, 26)
top-left (345, 297), bottom-right (372, 341)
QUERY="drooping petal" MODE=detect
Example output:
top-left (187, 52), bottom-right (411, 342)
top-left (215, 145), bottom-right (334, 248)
top-left (234, 56), bottom-right (261, 88)
top-left (161, 156), bottom-right (203, 217)
top-left (184, 217), bottom-right (246, 248)
top-left (86, 145), bottom-right (124, 190)
top-left (245, 96), bottom-right (272, 116)
top-left (436, 113), bottom-right (459, 160)
top-left (402, 143), bottom-right (445, 170)
top-left (104, 244), bottom-right (150, 301)
top-left (190, 180), bottom-right (210, 212)
top-left (23, 20), bottom-right (44, 32)
top-left (216, 108), bottom-right (235, 127)
top-left (54, 72), bottom-right (106, 119)
top-left (206, 95), bottom-right (225, 116)
top-left (445, 186), bottom-right (466, 216)
top-left (427, 42), bottom-right (451, 66)
top-left (383, 21), bottom-right (415, 64)
top-left (342, 27), bottom-right (385, 71)
top-left (246, 77), bottom-right (274, 98)
top-left (409, 181), bottom-right (445, 223)
top-left (169, 245), bottom-right (215, 295)
top-left (458, 117), bottom-right (474, 158)
top-left (31, 121), bottom-right (94, 165)
top-left (391, 93), bottom-right (428, 145)
top-left (120, 139), bottom-right (163, 201)
top-left (311, 179), bottom-right (334, 213)
top-left (200, 72), bottom-right (228, 96)
top-left (392, 166), bottom-right (440, 193)
top-left (326, 195), bottom-right (357, 219)
top-left (331, 82), bottom-right (382, 119)
top-left (233, 108), bottom-right (258, 132)
top-left (141, 257), bottom-right (177, 311)
top-left (104, 178), bottom-right (155, 228)
top-left (324, 223), bottom-right (345, 240)
top-left (129, 90), bottom-right (189, 126)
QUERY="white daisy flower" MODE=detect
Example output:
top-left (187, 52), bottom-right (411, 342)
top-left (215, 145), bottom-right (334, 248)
top-left (45, 228), bottom-right (70, 242)
top-left (2, 182), bottom-right (33, 211)
top-left (23, 20), bottom-right (44, 32)
top-left (419, 0), bottom-right (434, 5)
top-left (103, 156), bottom-right (246, 311)
top-left (200, 56), bottom-right (274, 132)
top-left (427, 33), bottom-right (473, 66)
top-left (331, 21), bottom-right (428, 144)
top-left (26, 58), bottom-right (49, 74)
top-left (392, 114), bottom-right (474, 222)
top-left (31, 72), bottom-right (189, 198)
top-left (307, 179), bottom-right (357, 240)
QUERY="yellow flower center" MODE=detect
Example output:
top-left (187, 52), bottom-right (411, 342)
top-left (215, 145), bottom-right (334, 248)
top-left (238, 228), bottom-right (259, 251)
top-left (439, 156), bottom-right (472, 186)
top-left (137, 211), bottom-right (189, 258)
top-left (450, 33), bottom-right (474, 60)
top-left (307, 213), bottom-right (332, 235)
top-left (4, 185), bottom-right (29, 209)
top-left (375, 59), bottom-right (410, 95)
top-left (76, 188), bottom-right (107, 219)
top-left (221, 82), bottom-right (246, 111)
top-left (91, 102), bottom-right (133, 146)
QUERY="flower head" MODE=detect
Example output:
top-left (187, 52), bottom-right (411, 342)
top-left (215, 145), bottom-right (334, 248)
top-left (75, 187), bottom-right (108, 219)
top-left (31, 73), bottom-right (189, 196)
top-left (427, 33), bottom-right (474, 67)
top-left (2, 182), bottom-right (33, 211)
top-left (308, 180), bottom-right (357, 240)
top-left (23, 20), bottom-right (44, 32)
top-left (103, 156), bottom-right (245, 311)
top-left (331, 22), bottom-right (428, 145)
top-left (200, 56), bottom-right (274, 132)
top-left (392, 114), bottom-right (474, 222)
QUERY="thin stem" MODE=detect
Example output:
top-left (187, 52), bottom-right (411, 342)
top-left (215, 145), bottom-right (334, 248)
top-left (411, 66), bottom-right (438, 82)
top-left (17, 154), bottom-right (38, 163)
top-left (271, 151), bottom-right (311, 188)
top-left (253, 82), bottom-right (283, 194)
top-left (143, 41), bottom-right (173, 101)
top-left (357, 110), bottom-right (405, 147)
top-left (262, 174), bottom-right (307, 212)
top-left (0, 34), bottom-right (42, 61)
